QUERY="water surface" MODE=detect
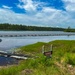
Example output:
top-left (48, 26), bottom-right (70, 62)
top-left (0, 31), bottom-right (75, 52)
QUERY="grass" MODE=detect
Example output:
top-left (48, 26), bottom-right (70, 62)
top-left (0, 40), bottom-right (75, 75)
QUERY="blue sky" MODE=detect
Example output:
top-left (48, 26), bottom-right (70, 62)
top-left (0, 0), bottom-right (75, 28)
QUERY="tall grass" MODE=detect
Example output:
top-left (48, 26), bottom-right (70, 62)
top-left (0, 40), bottom-right (75, 75)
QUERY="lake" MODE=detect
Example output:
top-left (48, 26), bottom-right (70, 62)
top-left (0, 31), bottom-right (75, 66)
top-left (0, 31), bottom-right (75, 52)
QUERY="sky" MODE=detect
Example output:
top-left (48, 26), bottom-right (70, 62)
top-left (0, 0), bottom-right (75, 28)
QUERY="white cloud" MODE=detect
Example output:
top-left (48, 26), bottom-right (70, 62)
top-left (66, 4), bottom-right (75, 12)
top-left (22, 0), bottom-right (36, 11)
top-left (17, 0), bottom-right (37, 12)
top-left (2, 5), bottom-right (12, 9)
top-left (63, 0), bottom-right (75, 12)
top-left (0, 8), bottom-right (31, 24)
top-left (17, 0), bottom-right (46, 13)
top-left (62, 0), bottom-right (75, 20)
top-left (0, 7), bottom-right (70, 28)
top-left (63, 0), bottom-right (75, 3)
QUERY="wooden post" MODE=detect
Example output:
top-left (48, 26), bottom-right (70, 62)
top-left (42, 45), bottom-right (44, 54)
top-left (50, 44), bottom-right (53, 51)
top-left (50, 44), bottom-right (53, 57)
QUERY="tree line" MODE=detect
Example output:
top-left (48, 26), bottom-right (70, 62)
top-left (64, 26), bottom-right (75, 32)
top-left (0, 23), bottom-right (65, 31)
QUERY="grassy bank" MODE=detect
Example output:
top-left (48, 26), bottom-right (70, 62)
top-left (0, 40), bottom-right (75, 75)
